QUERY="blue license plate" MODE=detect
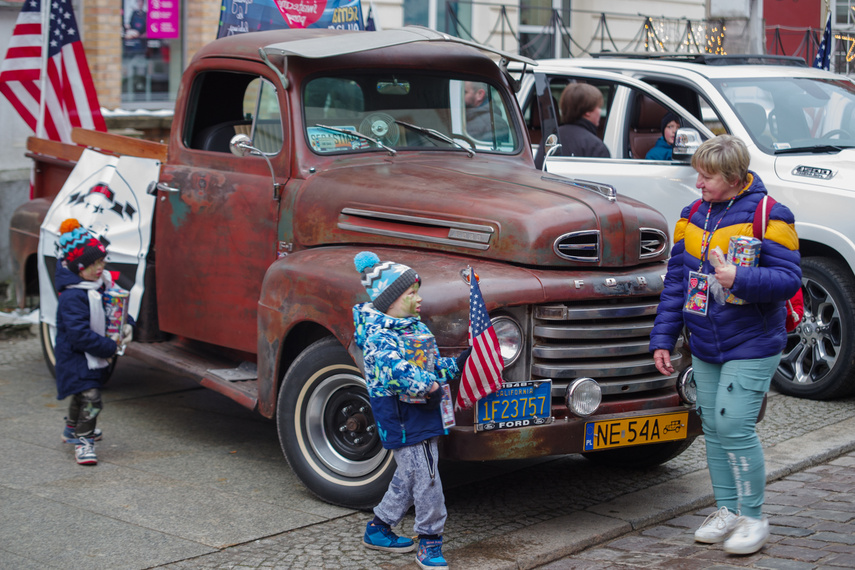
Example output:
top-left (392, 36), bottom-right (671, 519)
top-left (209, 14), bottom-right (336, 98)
top-left (474, 381), bottom-right (553, 432)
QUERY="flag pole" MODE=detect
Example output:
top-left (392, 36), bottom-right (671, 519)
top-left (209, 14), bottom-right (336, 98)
top-left (35, 0), bottom-right (50, 139)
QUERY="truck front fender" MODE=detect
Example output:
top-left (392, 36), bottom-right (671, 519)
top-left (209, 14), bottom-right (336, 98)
top-left (255, 246), bottom-right (549, 418)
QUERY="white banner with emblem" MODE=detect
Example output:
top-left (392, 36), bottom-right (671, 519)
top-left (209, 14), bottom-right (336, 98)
top-left (38, 149), bottom-right (160, 327)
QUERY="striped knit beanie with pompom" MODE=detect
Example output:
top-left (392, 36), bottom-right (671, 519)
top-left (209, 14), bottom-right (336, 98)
top-left (58, 218), bottom-right (107, 274)
top-left (353, 251), bottom-right (420, 314)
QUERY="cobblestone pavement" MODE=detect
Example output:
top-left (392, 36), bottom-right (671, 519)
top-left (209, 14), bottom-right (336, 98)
top-left (539, 452), bottom-right (855, 569)
top-left (2, 331), bottom-right (854, 570)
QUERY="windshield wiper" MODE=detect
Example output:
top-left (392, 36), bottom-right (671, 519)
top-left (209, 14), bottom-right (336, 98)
top-left (314, 124), bottom-right (397, 156)
top-left (395, 120), bottom-right (475, 157)
top-left (774, 144), bottom-right (852, 155)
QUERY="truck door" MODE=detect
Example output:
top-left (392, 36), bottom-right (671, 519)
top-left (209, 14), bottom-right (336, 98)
top-left (523, 70), bottom-right (717, 238)
top-left (155, 69), bottom-right (288, 353)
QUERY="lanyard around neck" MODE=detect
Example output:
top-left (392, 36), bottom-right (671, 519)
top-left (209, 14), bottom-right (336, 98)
top-left (697, 196), bottom-right (737, 272)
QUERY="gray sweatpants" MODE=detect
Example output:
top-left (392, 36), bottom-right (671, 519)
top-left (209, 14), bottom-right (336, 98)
top-left (374, 436), bottom-right (447, 537)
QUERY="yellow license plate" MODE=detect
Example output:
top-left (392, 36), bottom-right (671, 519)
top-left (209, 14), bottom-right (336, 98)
top-left (583, 412), bottom-right (689, 451)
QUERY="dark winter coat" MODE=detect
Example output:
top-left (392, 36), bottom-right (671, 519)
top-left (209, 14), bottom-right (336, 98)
top-left (54, 261), bottom-right (117, 399)
top-left (353, 303), bottom-right (459, 450)
top-left (649, 172), bottom-right (802, 363)
top-left (534, 119), bottom-right (610, 168)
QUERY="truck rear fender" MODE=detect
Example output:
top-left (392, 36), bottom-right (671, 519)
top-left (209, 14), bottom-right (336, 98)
top-left (10, 198), bottom-right (53, 307)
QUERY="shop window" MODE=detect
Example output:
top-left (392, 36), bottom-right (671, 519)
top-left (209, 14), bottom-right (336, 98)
top-left (122, 0), bottom-right (182, 104)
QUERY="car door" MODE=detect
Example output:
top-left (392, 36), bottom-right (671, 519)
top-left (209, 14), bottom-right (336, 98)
top-left (155, 67), bottom-right (288, 353)
top-left (520, 68), bottom-right (717, 239)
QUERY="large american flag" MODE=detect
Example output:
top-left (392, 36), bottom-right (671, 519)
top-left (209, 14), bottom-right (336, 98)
top-left (456, 271), bottom-right (505, 410)
top-left (0, 0), bottom-right (106, 142)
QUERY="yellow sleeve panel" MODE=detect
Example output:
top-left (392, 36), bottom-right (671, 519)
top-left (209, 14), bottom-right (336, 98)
top-left (683, 220), bottom-right (799, 258)
top-left (672, 217), bottom-right (689, 244)
top-left (764, 220), bottom-right (800, 251)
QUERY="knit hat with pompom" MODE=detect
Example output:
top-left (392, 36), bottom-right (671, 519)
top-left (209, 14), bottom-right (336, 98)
top-left (354, 251), bottom-right (420, 314)
top-left (58, 218), bottom-right (107, 274)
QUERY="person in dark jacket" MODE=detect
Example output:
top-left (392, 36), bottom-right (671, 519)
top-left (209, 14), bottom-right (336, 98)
top-left (650, 135), bottom-right (801, 555)
top-left (534, 82), bottom-right (610, 168)
top-left (646, 111), bottom-right (682, 160)
top-left (353, 251), bottom-right (462, 569)
top-left (54, 219), bottom-right (132, 466)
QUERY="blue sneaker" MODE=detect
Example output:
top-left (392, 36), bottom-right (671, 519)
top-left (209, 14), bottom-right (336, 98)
top-left (363, 521), bottom-right (416, 553)
top-left (416, 537), bottom-right (448, 569)
top-left (62, 425), bottom-right (103, 444)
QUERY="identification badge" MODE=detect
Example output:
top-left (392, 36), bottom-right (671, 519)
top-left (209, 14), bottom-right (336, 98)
top-left (685, 271), bottom-right (709, 316)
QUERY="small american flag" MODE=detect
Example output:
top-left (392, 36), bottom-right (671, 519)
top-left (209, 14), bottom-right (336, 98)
top-left (813, 11), bottom-right (832, 71)
top-left (0, 0), bottom-right (106, 142)
top-left (456, 270), bottom-right (504, 410)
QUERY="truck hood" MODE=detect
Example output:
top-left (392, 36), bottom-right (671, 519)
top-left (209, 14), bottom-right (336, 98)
top-left (774, 148), bottom-right (855, 191)
top-left (291, 155), bottom-right (669, 268)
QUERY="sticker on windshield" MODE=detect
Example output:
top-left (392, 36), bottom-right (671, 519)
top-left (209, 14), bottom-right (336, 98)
top-left (773, 142), bottom-right (791, 150)
top-left (307, 127), bottom-right (371, 153)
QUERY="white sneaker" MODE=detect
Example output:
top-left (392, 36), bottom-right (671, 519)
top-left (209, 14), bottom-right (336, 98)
top-left (694, 506), bottom-right (739, 543)
top-left (724, 516), bottom-right (770, 555)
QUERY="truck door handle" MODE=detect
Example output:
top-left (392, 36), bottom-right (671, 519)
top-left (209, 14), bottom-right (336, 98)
top-left (156, 182), bottom-right (180, 193)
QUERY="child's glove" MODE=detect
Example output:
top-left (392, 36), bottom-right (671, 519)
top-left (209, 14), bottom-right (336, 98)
top-left (456, 347), bottom-right (472, 371)
top-left (424, 383), bottom-right (442, 410)
top-left (121, 324), bottom-right (133, 345)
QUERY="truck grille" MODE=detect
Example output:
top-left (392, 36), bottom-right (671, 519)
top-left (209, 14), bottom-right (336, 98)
top-left (531, 297), bottom-right (682, 399)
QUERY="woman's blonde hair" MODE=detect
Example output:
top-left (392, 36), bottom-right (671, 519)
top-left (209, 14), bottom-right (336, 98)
top-left (691, 134), bottom-right (750, 186)
top-left (559, 83), bottom-right (603, 125)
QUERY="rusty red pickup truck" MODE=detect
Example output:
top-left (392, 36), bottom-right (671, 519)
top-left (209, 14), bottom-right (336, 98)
top-left (10, 27), bottom-right (701, 508)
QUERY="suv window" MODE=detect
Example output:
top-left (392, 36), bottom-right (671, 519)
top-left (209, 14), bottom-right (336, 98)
top-left (710, 77), bottom-right (855, 153)
top-left (185, 71), bottom-right (283, 155)
top-left (302, 73), bottom-right (520, 154)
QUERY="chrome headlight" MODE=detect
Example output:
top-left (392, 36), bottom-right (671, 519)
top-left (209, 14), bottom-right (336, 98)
top-left (565, 377), bottom-right (601, 417)
top-left (677, 366), bottom-right (697, 405)
top-left (491, 316), bottom-right (523, 366)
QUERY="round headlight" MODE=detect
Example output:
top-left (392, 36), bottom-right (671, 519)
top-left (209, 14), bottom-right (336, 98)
top-left (677, 367), bottom-right (697, 405)
top-left (565, 377), bottom-right (601, 417)
top-left (491, 316), bottom-right (523, 366)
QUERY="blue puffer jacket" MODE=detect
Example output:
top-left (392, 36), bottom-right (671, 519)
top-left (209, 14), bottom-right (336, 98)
top-left (645, 136), bottom-right (673, 160)
top-left (54, 261), bottom-right (118, 399)
top-left (650, 172), bottom-right (802, 363)
top-left (353, 303), bottom-right (459, 450)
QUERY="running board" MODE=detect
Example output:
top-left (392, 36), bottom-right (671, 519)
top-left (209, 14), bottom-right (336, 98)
top-left (125, 340), bottom-right (259, 411)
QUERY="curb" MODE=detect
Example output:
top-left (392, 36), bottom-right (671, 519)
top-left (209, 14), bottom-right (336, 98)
top-left (421, 415), bottom-right (855, 570)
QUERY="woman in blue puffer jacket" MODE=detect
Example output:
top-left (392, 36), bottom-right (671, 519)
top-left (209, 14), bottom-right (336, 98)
top-left (650, 135), bottom-right (801, 556)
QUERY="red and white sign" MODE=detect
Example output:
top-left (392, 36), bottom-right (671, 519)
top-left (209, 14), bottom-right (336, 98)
top-left (274, 0), bottom-right (326, 29)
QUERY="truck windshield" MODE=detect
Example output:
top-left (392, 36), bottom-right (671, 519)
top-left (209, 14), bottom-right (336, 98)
top-left (712, 76), bottom-right (855, 153)
top-left (303, 74), bottom-right (519, 155)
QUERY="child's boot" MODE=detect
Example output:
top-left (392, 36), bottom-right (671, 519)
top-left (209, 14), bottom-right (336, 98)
top-left (416, 536), bottom-right (448, 569)
top-left (363, 520), bottom-right (416, 552)
top-left (63, 422), bottom-right (102, 443)
top-left (75, 437), bottom-right (97, 465)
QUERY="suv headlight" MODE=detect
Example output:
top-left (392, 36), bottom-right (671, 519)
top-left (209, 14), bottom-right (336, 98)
top-left (491, 316), bottom-right (522, 366)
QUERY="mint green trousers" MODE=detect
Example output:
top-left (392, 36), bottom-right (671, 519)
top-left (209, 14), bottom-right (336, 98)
top-left (692, 353), bottom-right (780, 518)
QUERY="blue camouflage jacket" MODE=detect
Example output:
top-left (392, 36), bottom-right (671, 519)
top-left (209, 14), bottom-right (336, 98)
top-left (353, 303), bottom-right (459, 450)
top-left (650, 172), bottom-right (802, 363)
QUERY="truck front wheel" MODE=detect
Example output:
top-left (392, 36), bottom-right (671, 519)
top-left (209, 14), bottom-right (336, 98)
top-left (276, 337), bottom-right (394, 509)
top-left (774, 257), bottom-right (855, 399)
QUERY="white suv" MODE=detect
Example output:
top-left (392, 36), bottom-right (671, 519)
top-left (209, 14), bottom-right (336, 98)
top-left (515, 55), bottom-right (855, 400)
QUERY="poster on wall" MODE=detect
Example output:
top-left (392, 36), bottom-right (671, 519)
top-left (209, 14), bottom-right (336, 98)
top-left (218, 0), bottom-right (363, 38)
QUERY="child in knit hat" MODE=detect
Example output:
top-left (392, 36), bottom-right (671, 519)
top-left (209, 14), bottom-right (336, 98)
top-left (54, 218), bottom-right (132, 465)
top-left (353, 251), bottom-right (465, 569)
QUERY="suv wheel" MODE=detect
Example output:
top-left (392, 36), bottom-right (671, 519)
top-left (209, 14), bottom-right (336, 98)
top-left (774, 257), bottom-right (855, 399)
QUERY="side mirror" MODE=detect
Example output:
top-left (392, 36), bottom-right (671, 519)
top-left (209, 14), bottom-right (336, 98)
top-left (542, 133), bottom-right (562, 171)
top-left (229, 133), bottom-right (255, 157)
top-left (672, 128), bottom-right (702, 161)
